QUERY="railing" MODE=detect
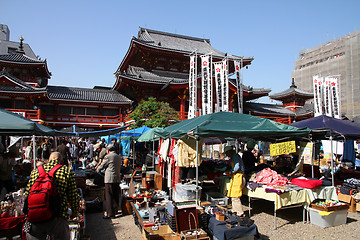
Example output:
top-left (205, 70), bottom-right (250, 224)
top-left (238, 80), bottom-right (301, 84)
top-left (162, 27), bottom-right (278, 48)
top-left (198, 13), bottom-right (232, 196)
top-left (6, 109), bottom-right (124, 127)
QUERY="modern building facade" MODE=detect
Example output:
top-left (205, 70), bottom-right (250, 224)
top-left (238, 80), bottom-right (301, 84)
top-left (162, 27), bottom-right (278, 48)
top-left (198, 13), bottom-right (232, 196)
top-left (292, 30), bottom-right (360, 119)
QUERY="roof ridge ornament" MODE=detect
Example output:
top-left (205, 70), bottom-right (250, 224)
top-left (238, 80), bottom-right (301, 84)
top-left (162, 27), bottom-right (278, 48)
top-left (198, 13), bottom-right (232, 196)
top-left (16, 36), bottom-right (25, 54)
top-left (290, 77), bottom-right (297, 88)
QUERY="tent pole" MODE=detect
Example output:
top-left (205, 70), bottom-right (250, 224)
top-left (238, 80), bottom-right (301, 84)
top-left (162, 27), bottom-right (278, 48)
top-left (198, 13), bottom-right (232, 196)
top-left (196, 136), bottom-right (199, 206)
top-left (311, 141), bottom-right (315, 178)
top-left (32, 135), bottom-right (36, 169)
top-left (152, 140), bottom-right (155, 170)
top-left (330, 136), bottom-right (335, 186)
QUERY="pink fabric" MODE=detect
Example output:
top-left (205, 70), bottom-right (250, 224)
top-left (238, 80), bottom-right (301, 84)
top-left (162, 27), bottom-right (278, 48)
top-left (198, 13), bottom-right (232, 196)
top-left (253, 168), bottom-right (289, 186)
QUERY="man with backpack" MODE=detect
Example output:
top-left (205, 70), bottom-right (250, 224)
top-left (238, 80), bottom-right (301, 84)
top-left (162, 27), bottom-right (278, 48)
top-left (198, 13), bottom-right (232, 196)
top-left (24, 151), bottom-right (80, 240)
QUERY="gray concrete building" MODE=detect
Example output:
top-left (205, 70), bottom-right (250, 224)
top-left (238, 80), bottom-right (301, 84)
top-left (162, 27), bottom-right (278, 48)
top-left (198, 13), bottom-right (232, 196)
top-left (292, 30), bottom-right (360, 120)
top-left (0, 24), bottom-right (36, 58)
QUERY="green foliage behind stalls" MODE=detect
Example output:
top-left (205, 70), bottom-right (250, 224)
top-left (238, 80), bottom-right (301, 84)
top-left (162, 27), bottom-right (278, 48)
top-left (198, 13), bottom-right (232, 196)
top-left (127, 97), bottom-right (181, 128)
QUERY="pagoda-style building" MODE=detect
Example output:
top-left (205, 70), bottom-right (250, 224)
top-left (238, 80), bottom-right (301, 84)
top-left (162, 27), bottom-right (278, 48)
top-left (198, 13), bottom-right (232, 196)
top-left (246, 78), bottom-right (314, 124)
top-left (113, 28), bottom-right (270, 119)
top-left (0, 27), bottom-right (132, 130)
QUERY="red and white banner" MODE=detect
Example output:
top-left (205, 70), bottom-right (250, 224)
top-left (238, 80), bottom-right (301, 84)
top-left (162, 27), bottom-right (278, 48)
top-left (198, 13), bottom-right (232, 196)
top-left (313, 75), bottom-right (323, 116)
top-left (323, 77), bottom-right (332, 117)
top-left (188, 55), bottom-right (197, 119)
top-left (234, 60), bottom-right (243, 113)
top-left (328, 77), bottom-right (341, 119)
top-left (222, 59), bottom-right (229, 112)
top-left (201, 55), bottom-right (212, 115)
top-left (214, 62), bottom-right (223, 112)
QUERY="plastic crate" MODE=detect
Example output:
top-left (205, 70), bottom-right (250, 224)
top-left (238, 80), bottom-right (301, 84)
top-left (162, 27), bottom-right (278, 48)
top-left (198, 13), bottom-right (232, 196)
top-left (309, 208), bottom-right (347, 228)
top-left (205, 192), bottom-right (228, 206)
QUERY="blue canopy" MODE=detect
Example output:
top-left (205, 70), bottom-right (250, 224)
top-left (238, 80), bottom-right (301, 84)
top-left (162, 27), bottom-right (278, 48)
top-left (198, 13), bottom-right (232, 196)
top-left (290, 115), bottom-right (360, 140)
top-left (121, 126), bottom-right (151, 137)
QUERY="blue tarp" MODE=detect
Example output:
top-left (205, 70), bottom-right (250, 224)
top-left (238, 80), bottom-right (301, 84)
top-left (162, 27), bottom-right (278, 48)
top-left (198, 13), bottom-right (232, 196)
top-left (121, 126), bottom-right (151, 136)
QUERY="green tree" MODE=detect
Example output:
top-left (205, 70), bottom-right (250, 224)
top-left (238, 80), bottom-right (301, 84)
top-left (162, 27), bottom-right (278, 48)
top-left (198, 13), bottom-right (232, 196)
top-left (127, 97), bottom-right (181, 128)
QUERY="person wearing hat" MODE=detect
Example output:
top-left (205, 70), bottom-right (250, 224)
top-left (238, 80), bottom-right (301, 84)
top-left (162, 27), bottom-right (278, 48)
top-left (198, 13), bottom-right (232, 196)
top-left (224, 145), bottom-right (246, 217)
top-left (243, 141), bottom-right (257, 174)
top-left (96, 144), bottom-right (122, 219)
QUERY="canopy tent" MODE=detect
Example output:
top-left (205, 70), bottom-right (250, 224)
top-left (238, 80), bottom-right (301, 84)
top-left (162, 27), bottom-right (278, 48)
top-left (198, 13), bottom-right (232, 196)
top-left (290, 115), bottom-right (360, 140)
top-left (0, 108), bottom-right (56, 136)
top-left (155, 111), bottom-right (311, 140)
top-left (137, 127), bottom-right (163, 142)
top-left (154, 111), bottom-right (311, 203)
top-left (290, 115), bottom-right (360, 186)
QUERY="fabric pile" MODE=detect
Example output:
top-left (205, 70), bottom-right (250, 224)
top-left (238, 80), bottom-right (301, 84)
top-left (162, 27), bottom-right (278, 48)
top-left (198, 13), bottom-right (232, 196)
top-left (340, 178), bottom-right (360, 195)
top-left (253, 168), bottom-right (288, 186)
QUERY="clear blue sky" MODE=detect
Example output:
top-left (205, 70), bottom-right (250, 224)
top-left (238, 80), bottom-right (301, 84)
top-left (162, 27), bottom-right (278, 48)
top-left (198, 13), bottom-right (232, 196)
top-left (2, 0), bottom-right (360, 103)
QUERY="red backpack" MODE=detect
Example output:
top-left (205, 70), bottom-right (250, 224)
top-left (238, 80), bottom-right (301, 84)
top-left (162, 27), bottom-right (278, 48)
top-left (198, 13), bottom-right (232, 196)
top-left (25, 164), bottom-right (63, 223)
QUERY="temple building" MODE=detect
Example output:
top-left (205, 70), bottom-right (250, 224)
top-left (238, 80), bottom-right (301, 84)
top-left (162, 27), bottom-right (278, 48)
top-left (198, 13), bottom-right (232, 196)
top-left (0, 24), bottom-right (132, 130)
top-left (1, 24), bottom-right (315, 129)
top-left (113, 28), bottom-right (270, 120)
top-left (246, 78), bottom-right (314, 124)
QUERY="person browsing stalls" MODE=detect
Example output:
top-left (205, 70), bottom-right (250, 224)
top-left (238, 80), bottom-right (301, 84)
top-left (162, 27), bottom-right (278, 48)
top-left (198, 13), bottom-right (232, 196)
top-left (224, 145), bottom-right (246, 217)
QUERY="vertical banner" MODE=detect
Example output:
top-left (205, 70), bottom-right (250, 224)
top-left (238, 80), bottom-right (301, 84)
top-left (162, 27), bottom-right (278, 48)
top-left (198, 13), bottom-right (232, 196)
top-left (188, 55), bottom-right (197, 119)
top-left (313, 75), bottom-right (323, 116)
top-left (201, 55), bottom-right (212, 115)
top-left (214, 62), bottom-right (223, 112)
top-left (222, 59), bottom-right (229, 112)
top-left (323, 77), bottom-right (332, 117)
top-left (329, 77), bottom-right (341, 119)
top-left (234, 60), bottom-right (243, 113)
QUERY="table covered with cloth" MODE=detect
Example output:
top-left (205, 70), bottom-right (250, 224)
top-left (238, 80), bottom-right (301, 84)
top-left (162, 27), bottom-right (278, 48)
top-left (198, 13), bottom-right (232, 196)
top-left (208, 215), bottom-right (260, 240)
top-left (243, 187), bottom-right (309, 211)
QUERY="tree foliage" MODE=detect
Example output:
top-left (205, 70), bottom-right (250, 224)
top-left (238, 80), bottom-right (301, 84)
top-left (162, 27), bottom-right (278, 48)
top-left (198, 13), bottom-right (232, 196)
top-left (127, 97), bottom-right (181, 128)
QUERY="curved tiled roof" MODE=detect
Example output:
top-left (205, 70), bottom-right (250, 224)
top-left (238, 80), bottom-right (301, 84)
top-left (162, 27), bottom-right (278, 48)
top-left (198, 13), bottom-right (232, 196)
top-left (270, 86), bottom-right (313, 99)
top-left (0, 53), bottom-right (45, 64)
top-left (0, 68), bottom-right (46, 93)
top-left (245, 102), bottom-right (314, 117)
top-left (136, 28), bottom-right (250, 61)
top-left (125, 65), bottom-right (188, 84)
top-left (47, 85), bottom-right (132, 104)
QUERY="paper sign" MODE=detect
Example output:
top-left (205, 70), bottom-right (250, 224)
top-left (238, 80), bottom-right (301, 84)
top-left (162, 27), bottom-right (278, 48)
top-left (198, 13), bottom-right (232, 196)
top-left (270, 141), bottom-right (296, 156)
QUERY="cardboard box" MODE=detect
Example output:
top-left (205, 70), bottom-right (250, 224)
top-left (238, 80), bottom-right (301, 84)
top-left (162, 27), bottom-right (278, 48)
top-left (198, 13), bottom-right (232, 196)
top-left (142, 225), bottom-right (180, 240)
top-left (309, 208), bottom-right (347, 228)
top-left (338, 193), bottom-right (357, 212)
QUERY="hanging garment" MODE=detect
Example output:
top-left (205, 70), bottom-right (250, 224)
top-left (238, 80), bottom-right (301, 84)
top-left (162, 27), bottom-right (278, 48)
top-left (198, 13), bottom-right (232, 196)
top-left (177, 136), bottom-right (202, 167)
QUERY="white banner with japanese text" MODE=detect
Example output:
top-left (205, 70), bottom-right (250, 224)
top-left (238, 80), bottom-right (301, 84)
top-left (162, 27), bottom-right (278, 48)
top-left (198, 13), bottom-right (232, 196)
top-left (201, 55), bottom-right (212, 115)
top-left (234, 60), bottom-right (243, 113)
top-left (222, 59), bottom-right (229, 112)
top-left (188, 55), bottom-right (197, 119)
top-left (214, 62), bottom-right (223, 112)
top-left (329, 77), bottom-right (341, 119)
top-left (313, 75), bottom-right (323, 116)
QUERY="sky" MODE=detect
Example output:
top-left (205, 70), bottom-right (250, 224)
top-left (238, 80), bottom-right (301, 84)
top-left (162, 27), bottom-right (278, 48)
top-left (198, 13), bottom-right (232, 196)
top-left (2, 0), bottom-right (360, 103)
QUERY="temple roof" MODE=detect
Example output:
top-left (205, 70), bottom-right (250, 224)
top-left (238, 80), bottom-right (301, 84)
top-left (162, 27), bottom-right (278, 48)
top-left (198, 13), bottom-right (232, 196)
top-left (0, 68), bottom-right (46, 93)
top-left (245, 102), bottom-right (314, 117)
top-left (47, 85), bottom-right (132, 104)
top-left (120, 65), bottom-right (188, 85)
top-left (0, 53), bottom-right (45, 64)
top-left (136, 28), bottom-right (252, 61)
top-left (117, 65), bottom-right (270, 97)
top-left (269, 80), bottom-right (313, 100)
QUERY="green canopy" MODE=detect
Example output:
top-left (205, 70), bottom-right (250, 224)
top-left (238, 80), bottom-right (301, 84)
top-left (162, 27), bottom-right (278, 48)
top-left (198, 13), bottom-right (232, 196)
top-left (0, 108), bottom-right (56, 136)
top-left (137, 127), bottom-right (163, 142)
top-left (155, 111), bottom-right (311, 140)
